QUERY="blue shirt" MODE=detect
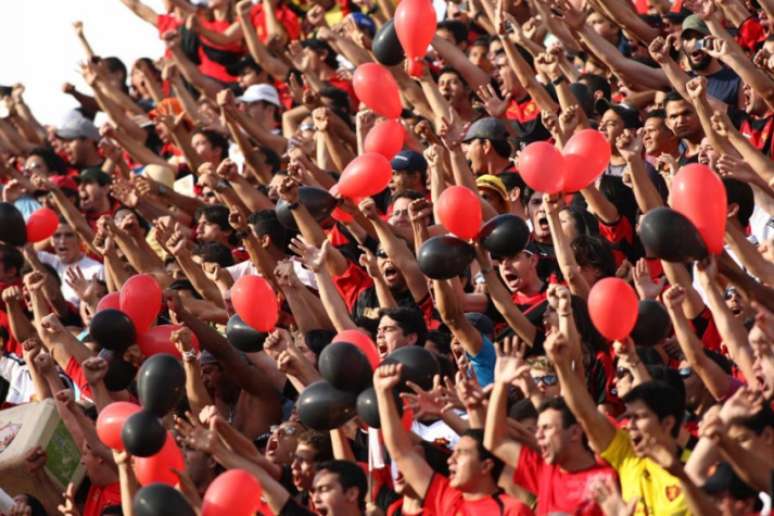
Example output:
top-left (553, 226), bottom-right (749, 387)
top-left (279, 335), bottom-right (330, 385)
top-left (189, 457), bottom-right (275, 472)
top-left (467, 335), bottom-right (496, 387)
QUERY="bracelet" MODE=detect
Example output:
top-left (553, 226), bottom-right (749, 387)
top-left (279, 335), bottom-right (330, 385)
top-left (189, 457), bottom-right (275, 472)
top-left (182, 349), bottom-right (200, 363)
top-left (480, 268), bottom-right (493, 274)
top-left (551, 75), bottom-right (567, 86)
top-left (287, 201), bottom-right (301, 210)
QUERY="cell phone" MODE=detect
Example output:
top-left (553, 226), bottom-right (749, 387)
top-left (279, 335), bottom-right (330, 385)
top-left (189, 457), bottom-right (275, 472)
top-left (0, 86), bottom-right (12, 97)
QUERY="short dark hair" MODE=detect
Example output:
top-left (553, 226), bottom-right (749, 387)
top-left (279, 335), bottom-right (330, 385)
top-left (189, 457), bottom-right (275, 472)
top-left (498, 171), bottom-right (525, 194)
top-left (301, 39), bottom-right (339, 69)
top-left (316, 460), bottom-right (368, 510)
top-left (537, 396), bottom-right (578, 428)
top-left (392, 190), bottom-right (425, 204)
top-left (437, 19), bottom-right (468, 44)
top-left (192, 128), bottom-right (229, 161)
top-left (664, 90), bottom-right (689, 108)
top-left (0, 243), bottom-right (24, 276)
top-left (28, 147), bottom-right (68, 175)
top-left (644, 109), bottom-right (667, 122)
top-left (571, 235), bottom-right (616, 278)
top-left (736, 403), bottom-right (774, 435)
top-left (508, 398), bottom-right (538, 422)
top-left (723, 178), bottom-right (754, 227)
top-left (459, 428), bottom-right (506, 481)
top-left (298, 430), bottom-right (334, 462)
top-left (248, 209), bottom-right (291, 251)
top-left (195, 204), bottom-right (232, 232)
top-left (103, 56), bottom-right (128, 82)
top-left (578, 73), bottom-right (611, 101)
top-left (622, 380), bottom-right (685, 437)
top-left (192, 241), bottom-right (234, 267)
top-left (378, 307), bottom-right (427, 345)
top-left (438, 66), bottom-right (468, 88)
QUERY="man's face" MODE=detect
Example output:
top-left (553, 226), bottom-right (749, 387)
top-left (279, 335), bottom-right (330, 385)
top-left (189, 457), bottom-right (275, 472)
top-left (311, 471), bottom-right (357, 516)
top-left (436, 28), bottom-right (457, 46)
top-left (642, 116), bottom-right (676, 155)
top-left (196, 215), bottom-right (226, 243)
top-left (64, 138), bottom-right (91, 167)
top-left (24, 155), bottom-right (49, 176)
top-left (666, 99), bottom-right (701, 140)
top-left (388, 197), bottom-right (412, 230)
top-left (535, 408), bottom-right (572, 465)
top-left (493, 54), bottom-right (525, 100)
top-left (624, 399), bottom-right (672, 456)
top-left (681, 31), bottom-right (713, 71)
top-left (375, 315), bottom-right (413, 359)
top-left (742, 83), bottom-right (767, 116)
top-left (245, 101), bottom-right (277, 127)
top-left (438, 72), bottom-right (465, 103)
top-left (558, 209), bottom-right (580, 240)
top-left (238, 68), bottom-right (262, 90)
top-left (265, 423), bottom-right (301, 465)
top-left (200, 362), bottom-right (223, 395)
top-left (528, 192), bottom-right (549, 241)
top-left (463, 139), bottom-right (486, 174)
top-left (302, 47), bottom-right (323, 72)
top-left (291, 442), bottom-right (318, 492)
top-left (191, 133), bottom-right (219, 164)
top-left (78, 180), bottom-right (108, 213)
top-left (478, 188), bottom-right (507, 214)
top-left (447, 435), bottom-right (487, 489)
top-left (376, 249), bottom-right (405, 290)
top-left (52, 224), bottom-right (81, 264)
top-left (468, 44), bottom-right (491, 71)
top-left (497, 251), bottom-right (537, 293)
top-left (588, 12), bottom-right (619, 43)
top-left (389, 169), bottom-right (422, 195)
top-left (599, 110), bottom-right (625, 145)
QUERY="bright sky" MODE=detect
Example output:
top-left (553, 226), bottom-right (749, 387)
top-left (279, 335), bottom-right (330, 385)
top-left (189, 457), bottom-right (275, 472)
top-left (0, 0), bottom-right (168, 126)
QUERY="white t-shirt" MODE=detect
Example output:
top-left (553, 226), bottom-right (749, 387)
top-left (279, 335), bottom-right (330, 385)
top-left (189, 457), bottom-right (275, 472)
top-left (226, 259), bottom-right (318, 291)
top-left (38, 252), bottom-right (105, 308)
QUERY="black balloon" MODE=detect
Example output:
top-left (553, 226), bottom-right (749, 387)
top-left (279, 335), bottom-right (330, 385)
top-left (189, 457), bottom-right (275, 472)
top-left (319, 342), bottom-right (373, 393)
top-left (372, 20), bottom-right (405, 66)
top-left (99, 349), bottom-right (137, 391)
top-left (478, 214), bottom-right (530, 258)
top-left (0, 202), bottom-right (26, 247)
top-left (226, 314), bottom-right (267, 352)
top-left (121, 410), bottom-right (166, 457)
top-left (383, 346), bottom-right (440, 392)
top-left (638, 207), bottom-right (707, 262)
top-left (297, 380), bottom-right (356, 430)
top-left (133, 483), bottom-right (195, 516)
top-left (631, 300), bottom-right (671, 347)
top-left (356, 386), bottom-right (402, 428)
top-left (417, 236), bottom-right (475, 280)
top-left (89, 309), bottom-right (136, 353)
top-left (276, 186), bottom-right (337, 230)
top-left (137, 353), bottom-right (185, 417)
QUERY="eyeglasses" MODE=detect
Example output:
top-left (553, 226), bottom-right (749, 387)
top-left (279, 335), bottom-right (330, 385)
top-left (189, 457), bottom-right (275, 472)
top-left (532, 374), bottom-right (558, 386)
top-left (270, 425), bottom-right (298, 438)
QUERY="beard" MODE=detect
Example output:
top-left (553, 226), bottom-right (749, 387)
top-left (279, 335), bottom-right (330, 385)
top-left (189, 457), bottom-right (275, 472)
top-left (688, 53), bottom-right (713, 71)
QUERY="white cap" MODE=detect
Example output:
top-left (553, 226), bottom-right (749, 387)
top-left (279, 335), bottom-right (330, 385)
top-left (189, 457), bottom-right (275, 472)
top-left (142, 164), bottom-right (176, 189)
top-left (57, 110), bottom-right (100, 141)
top-left (237, 84), bottom-right (281, 107)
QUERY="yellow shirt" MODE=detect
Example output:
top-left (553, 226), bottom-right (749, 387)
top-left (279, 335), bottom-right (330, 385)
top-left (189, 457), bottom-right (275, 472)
top-left (601, 429), bottom-right (690, 516)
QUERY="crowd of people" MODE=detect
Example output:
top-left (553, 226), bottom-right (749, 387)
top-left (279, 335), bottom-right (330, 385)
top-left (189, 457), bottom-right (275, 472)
top-left (0, 0), bottom-right (773, 514)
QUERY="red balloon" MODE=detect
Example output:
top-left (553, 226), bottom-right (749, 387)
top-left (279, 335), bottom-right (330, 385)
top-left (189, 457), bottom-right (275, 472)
top-left (395, 0), bottom-right (437, 59)
top-left (518, 142), bottom-right (565, 194)
top-left (337, 153), bottom-right (392, 198)
top-left (25, 208), bottom-right (59, 243)
top-left (138, 324), bottom-right (200, 358)
top-left (96, 402), bottom-right (141, 451)
top-left (561, 129), bottom-right (611, 191)
top-left (202, 469), bottom-right (263, 516)
top-left (437, 186), bottom-right (482, 239)
top-left (352, 63), bottom-right (402, 118)
top-left (671, 164), bottom-right (727, 254)
top-left (119, 274), bottom-right (162, 333)
top-left (96, 292), bottom-right (121, 313)
top-left (364, 119), bottom-right (404, 159)
top-left (333, 329), bottom-right (379, 369)
top-left (588, 278), bottom-right (639, 341)
top-left (231, 275), bottom-right (278, 332)
top-left (133, 432), bottom-right (185, 486)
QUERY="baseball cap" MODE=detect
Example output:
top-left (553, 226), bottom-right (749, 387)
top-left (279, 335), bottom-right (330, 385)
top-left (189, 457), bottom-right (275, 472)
top-left (77, 167), bottom-right (112, 186)
top-left (142, 164), bottom-right (175, 189)
top-left (463, 116), bottom-right (509, 143)
top-left (476, 175), bottom-right (509, 203)
top-left (595, 98), bottom-right (642, 129)
top-left (237, 83), bottom-right (281, 107)
top-left (57, 110), bottom-right (100, 141)
top-left (351, 12), bottom-right (376, 37)
top-left (681, 14), bottom-right (710, 38)
top-left (391, 150), bottom-right (427, 173)
top-left (465, 312), bottom-right (494, 341)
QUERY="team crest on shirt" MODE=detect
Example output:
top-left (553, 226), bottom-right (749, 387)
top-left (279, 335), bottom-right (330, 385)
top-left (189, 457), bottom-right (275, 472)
top-left (665, 484), bottom-right (681, 501)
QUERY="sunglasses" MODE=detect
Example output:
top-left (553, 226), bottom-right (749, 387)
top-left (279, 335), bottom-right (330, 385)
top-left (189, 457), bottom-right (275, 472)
top-left (532, 374), bottom-right (558, 386)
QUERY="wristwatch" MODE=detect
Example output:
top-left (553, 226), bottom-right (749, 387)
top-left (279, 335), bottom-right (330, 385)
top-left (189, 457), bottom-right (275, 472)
top-left (182, 349), bottom-right (200, 363)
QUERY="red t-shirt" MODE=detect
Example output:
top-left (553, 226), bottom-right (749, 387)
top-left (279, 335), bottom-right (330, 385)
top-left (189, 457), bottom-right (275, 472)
top-left (250, 3), bottom-right (301, 43)
top-left (597, 217), bottom-right (634, 267)
top-left (423, 474), bottom-right (533, 516)
top-left (197, 17), bottom-right (245, 83)
top-left (514, 446), bottom-right (617, 516)
top-left (327, 225), bottom-right (373, 310)
top-left (65, 356), bottom-right (94, 400)
top-left (506, 98), bottom-right (540, 124)
top-left (83, 482), bottom-right (122, 516)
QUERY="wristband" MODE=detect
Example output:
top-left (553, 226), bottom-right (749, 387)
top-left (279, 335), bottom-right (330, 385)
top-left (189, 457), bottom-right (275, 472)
top-left (551, 75), bottom-right (567, 86)
top-left (182, 349), bottom-right (200, 363)
top-left (287, 201), bottom-right (301, 210)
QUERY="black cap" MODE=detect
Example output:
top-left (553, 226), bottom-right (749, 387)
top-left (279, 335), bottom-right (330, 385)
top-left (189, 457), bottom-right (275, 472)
top-left (465, 312), bottom-right (494, 341)
top-left (77, 167), bottom-right (112, 186)
top-left (595, 98), bottom-right (642, 129)
top-left (703, 462), bottom-right (758, 500)
top-left (391, 150), bottom-right (427, 173)
top-left (463, 116), bottom-right (509, 143)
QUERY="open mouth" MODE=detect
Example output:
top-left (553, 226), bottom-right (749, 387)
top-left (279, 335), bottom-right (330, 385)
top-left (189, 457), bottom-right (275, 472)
top-left (377, 340), bottom-right (389, 358)
top-left (265, 438), bottom-right (278, 457)
top-left (383, 264), bottom-right (399, 282)
top-left (537, 215), bottom-right (549, 231)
